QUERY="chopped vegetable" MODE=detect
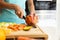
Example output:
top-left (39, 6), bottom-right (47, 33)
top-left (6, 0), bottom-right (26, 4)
top-left (23, 26), bottom-right (32, 31)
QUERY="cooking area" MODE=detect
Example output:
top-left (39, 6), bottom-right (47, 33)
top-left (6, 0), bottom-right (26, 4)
top-left (0, 0), bottom-right (57, 40)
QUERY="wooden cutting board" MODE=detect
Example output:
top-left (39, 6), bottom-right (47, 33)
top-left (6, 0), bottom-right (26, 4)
top-left (6, 25), bottom-right (48, 40)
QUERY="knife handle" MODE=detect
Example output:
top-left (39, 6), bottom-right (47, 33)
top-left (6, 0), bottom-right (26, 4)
top-left (23, 16), bottom-right (26, 19)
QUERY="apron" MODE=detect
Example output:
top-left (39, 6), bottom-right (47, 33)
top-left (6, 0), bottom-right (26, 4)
top-left (0, 0), bottom-right (26, 24)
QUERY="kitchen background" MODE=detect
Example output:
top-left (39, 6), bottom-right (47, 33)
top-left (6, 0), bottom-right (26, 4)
top-left (26, 0), bottom-right (57, 40)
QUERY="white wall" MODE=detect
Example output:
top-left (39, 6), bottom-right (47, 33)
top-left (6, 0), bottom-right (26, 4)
top-left (35, 10), bottom-right (57, 40)
top-left (35, 2), bottom-right (58, 40)
top-left (36, 10), bottom-right (57, 27)
top-left (57, 0), bottom-right (60, 39)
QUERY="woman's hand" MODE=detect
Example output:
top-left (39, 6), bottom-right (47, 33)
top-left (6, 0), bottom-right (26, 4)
top-left (25, 12), bottom-right (38, 26)
top-left (15, 6), bottom-right (24, 18)
top-left (29, 13), bottom-right (38, 25)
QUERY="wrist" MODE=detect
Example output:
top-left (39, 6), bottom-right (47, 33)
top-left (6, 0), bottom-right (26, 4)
top-left (14, 5), bottom-right (19, 11)
top-left (30, 10), bottom-right (35, 14)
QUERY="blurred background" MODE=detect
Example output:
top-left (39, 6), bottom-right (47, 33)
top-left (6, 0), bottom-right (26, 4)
top-left (34, 0), bottom-right (56, 10)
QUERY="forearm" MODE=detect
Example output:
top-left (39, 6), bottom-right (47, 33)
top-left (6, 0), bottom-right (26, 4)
top-left (0, 1), bottom-right (17, 10)
top-left (27, 0), bottom-right (35, 13)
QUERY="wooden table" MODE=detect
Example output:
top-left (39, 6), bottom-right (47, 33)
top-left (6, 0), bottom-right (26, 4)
top-left (6, 26), bottom-right (48, 40)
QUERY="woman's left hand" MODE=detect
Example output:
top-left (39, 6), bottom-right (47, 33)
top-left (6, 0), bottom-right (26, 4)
top-left (25, 11), bottom-right (38, 25)
top-left (29, 12), bottom-right (38, 25)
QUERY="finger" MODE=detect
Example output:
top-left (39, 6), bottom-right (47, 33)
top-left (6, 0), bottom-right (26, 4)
top-left (33, 14), bottom-right (38, 19)
top-left (20, 12), bottom-right (24, 18)
top-left (16, 11), bottom-right (22, 18)
top-left (17, 12), bottom-right (21, 17)
top-left (16, 12), bottom-right (20, 17)
top-left (36, 15), bottom-right (38, 19)
top-left (35, 15), bottom-right (39, 22)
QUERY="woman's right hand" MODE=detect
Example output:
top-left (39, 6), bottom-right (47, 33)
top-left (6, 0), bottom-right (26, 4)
top-left (0, 0), bottom-right (24, 18)
top-left (15, 5), bottom-right (24, 18)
